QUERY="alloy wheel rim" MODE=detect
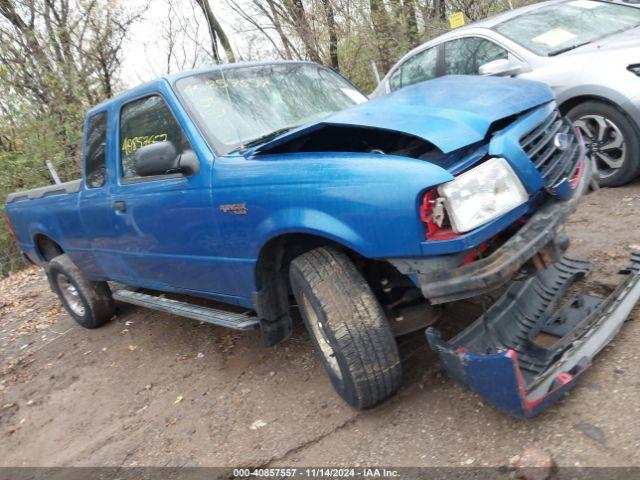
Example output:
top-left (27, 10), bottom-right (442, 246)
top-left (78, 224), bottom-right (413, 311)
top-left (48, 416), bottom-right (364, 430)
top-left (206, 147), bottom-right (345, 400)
top-left (574, 114), bottom-right (626, 179)
top-left (300, 293), bottom-right (343, 381)
top-left (56, 273), bottom-right (86, 316)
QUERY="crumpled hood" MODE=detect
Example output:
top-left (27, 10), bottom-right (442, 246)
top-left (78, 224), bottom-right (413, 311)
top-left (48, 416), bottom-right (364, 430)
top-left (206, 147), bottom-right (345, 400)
top-left (253, 75), bottom-right (554, 155)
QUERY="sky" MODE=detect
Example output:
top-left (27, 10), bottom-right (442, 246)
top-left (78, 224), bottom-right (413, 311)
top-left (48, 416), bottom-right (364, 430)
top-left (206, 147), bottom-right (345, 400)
top-left (120, 0), bottom-right (273, 88)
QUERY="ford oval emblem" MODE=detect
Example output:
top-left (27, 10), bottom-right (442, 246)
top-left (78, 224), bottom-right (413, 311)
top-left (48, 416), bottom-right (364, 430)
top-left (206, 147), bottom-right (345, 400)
top-left (554, 132), bottom-right (570, 151)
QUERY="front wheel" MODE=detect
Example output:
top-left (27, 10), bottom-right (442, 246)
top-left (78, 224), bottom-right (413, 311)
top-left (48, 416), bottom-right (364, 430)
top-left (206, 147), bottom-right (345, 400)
top-left (568, 101), bottom-right (640, 187)
top-left (47, 254), bottom-right (115, 329)
top-left (289, 247), bottom-right (402, 409)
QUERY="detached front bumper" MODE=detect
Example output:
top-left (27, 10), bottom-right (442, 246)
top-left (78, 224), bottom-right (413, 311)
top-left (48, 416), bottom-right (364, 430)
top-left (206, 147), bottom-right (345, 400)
top-left (427, 253), bottom-right (640, 418)
top-left (391, 154), bottom-right (591, 305)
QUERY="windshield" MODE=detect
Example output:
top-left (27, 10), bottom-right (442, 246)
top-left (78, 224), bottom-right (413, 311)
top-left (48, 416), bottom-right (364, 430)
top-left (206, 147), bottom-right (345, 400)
top-left (494, 0), bottom-right (640, 56)
top-left (175, 63), bottom-right (367, 154)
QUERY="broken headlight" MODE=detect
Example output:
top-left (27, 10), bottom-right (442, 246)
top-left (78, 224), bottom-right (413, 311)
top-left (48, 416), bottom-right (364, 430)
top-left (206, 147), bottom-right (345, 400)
top-left (438, 157), bottom-right (528, 233)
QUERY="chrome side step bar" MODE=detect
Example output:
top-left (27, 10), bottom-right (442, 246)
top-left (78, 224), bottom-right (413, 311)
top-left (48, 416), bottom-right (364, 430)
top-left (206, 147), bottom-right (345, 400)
top-left (112, 290), bottom-right (259, 331)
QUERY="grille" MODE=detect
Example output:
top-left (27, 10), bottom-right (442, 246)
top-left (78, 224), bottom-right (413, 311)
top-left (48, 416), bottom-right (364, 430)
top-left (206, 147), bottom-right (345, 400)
top-left (520, 111), bottom-right (581, 188)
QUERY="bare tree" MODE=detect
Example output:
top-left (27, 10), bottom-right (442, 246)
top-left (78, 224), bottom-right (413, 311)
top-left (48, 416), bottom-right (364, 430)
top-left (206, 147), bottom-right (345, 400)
top-left (369, 0), bottom-right (395, 73)
top-left (0, 0), bottom-right (147, 172)
top-left (282, 0), bottom-right (322, 63)
top-left (321, 0), bottom-right (339, 69)
top-left (194, 0), bottom-right (236, 63)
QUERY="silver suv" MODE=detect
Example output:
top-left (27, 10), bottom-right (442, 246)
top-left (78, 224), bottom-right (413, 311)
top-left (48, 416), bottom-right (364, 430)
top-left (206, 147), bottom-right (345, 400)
top-left (372, 0), bottom-right (640, 186)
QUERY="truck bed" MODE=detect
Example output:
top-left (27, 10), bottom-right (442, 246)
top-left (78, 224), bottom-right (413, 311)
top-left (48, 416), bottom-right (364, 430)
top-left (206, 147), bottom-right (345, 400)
top-left (6, 180), bottom-right (82, 204)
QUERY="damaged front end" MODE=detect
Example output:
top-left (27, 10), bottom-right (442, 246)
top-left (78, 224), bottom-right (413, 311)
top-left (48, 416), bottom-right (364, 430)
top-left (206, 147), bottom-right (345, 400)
top-left (427, 253), bottom-right (640, 418)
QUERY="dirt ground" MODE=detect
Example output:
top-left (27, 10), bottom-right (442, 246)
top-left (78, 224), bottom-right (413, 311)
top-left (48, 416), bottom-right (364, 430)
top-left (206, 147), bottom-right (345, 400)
top-left (1, 183), bottom-right (639, 469)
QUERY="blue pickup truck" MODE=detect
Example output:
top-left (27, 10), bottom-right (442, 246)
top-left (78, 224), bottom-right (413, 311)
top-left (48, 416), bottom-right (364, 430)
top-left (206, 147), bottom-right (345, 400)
top-left (5, 62), bottom-right (640, 416)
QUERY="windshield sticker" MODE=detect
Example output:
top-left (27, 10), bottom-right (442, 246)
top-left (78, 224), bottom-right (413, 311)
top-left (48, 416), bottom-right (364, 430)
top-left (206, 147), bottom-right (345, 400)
top-left (532, 28), bottom-right (577, 48)
top-left (568, 0), bottom-right (602, 8)
top-left (340, 88), bottom-right (367, 104)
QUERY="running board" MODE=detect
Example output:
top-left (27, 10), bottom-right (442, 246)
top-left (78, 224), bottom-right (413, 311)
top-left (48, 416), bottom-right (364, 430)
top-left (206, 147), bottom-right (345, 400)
top-left (112, 290), bottom-right (260, 331)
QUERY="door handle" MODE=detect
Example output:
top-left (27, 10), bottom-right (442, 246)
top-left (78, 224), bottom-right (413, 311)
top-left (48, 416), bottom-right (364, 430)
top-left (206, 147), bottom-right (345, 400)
top-left (112, 200), bottom-right (126, 212)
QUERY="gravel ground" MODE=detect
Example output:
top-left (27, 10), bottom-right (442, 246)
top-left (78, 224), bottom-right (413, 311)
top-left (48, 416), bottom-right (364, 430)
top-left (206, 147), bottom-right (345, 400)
top-left (0, 183), bottom-right (639, 469)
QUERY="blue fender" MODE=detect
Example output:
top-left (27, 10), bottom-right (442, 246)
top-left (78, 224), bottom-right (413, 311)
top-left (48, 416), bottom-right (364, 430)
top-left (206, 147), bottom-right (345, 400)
top-left (255, 207), bottom-right (369, 256)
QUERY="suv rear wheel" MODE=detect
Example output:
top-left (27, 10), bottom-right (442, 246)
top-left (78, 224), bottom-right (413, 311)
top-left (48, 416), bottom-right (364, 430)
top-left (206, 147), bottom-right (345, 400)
top-left (47, 254), bottom-right (115, 329)
top-left (568, 101), bottom-right (640, 187)
top-left (289, 247), bottom-right (402, 409)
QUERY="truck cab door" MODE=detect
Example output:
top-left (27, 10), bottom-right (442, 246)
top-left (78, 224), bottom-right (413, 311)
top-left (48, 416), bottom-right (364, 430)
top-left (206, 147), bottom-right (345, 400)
top-left (103, 87), bottom-right (233, 299)
top-left (77, 110), bottom-right (120, 279)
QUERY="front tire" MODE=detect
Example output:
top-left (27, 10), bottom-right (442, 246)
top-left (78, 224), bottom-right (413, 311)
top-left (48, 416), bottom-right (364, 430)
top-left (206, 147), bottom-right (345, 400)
top-left (47, 254), bottom-right (115, 329)
top-left (568, 101), bottom-right (640, 187)
top-left (289, 247), bottom-right (402, 409)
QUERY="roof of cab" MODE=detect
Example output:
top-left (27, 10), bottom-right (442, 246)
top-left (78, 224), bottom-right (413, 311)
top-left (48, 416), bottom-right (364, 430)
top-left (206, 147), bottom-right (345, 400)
top-left (87, 60), bottom-right (316, 116)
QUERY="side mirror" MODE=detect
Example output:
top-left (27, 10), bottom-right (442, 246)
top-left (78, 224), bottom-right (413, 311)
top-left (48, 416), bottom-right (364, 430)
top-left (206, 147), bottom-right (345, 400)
top-left (134, 141), bottom-right (178, 177)
top-left (479, 58), bottom-right (528, 77)
top-left (134, 142), bottom-right (199, 177)
top-left (177, 149), bottom-right (200, 176)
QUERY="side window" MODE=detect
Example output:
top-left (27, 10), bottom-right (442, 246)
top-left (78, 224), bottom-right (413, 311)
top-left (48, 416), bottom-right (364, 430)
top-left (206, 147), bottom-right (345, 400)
top-left (119, 95), bottom-right (192, 179)
top-left (444, 37), bottom-right (508, 75)
top-left (85, 112), bottom-right (108, 189)
top-left (395, 47), bottom-right (439, 90)
top-left (389, 68), bottom-right (402, 92)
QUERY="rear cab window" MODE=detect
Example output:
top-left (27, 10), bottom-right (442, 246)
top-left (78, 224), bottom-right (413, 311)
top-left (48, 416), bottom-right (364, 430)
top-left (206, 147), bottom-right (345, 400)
top-left (119, 95), bottom-right (194, 180)
top-left (85, 112), bottom-right (108, 189)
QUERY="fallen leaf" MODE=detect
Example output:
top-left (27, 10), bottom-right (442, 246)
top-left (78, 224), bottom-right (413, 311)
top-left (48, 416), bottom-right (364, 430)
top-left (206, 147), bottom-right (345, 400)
top-left (250, 419), bottom-right (267, 430)
top-left (128, 344), bottom-right (138, 351)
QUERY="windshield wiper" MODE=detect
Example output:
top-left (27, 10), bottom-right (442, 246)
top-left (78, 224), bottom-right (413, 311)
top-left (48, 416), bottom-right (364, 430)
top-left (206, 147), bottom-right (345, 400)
top-left (234, 126), bottom-right (298, 153)
top-left (547, 40), bottom-right (592, 57)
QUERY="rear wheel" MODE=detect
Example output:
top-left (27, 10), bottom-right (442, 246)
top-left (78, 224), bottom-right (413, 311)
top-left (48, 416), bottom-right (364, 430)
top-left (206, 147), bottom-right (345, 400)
top-left (289, 247), bottom-right (402, 409)
top-left (47, 254), bottom-right (115, 329)
top-left (568, 101), bottom-right (640, 187)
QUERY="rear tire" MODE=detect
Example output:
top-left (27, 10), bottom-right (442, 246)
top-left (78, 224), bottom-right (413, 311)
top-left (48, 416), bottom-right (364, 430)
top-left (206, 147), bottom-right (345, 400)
top-left (568, 101), bottom-right (640, 187)
top-left (289, 247), bottom-right (402, 409)
top-left (47, 254), bottom-right (115, 329)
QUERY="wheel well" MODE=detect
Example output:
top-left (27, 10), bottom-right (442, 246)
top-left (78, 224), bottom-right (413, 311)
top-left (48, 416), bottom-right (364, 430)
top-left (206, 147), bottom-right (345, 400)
top-left (34, 235), bottom-right (64, 262)
top-left (252, 233), bottom-right (366, 344)
top-left (559, 94), bottom-right (640, 138)
top-left (256, 234), bottom-right (363, 284)
top-left (560, 95), bottom-right (638, 125)
top-left (558, 95), bottom-right (616, 116)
